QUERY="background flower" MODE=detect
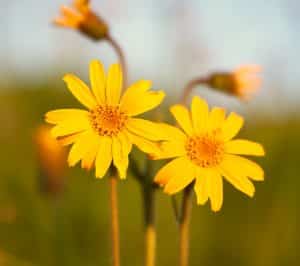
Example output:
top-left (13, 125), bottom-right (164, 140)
top-left (207, 65), bottom-right (262, 100)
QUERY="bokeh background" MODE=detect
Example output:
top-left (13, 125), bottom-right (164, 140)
top-left (0, 0), bottom-right (299, 265)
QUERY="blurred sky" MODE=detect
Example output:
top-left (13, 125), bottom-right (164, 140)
top-left (0, 0), bottom-right (300, 113)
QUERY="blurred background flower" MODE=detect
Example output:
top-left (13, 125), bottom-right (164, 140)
top-left (207, 65), bottom-right (262, 100)
top-left (34, 125), bottom-right (68, 197)
top-left (0, 0), bottom-right (299, 266)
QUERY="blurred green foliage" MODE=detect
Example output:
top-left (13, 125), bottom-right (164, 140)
top-left (0, 86), bottom-right (298, 266)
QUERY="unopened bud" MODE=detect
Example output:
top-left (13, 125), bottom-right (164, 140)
top-left (208, 65), bottom-right (262, 100)
top-left (34, 125), bottom-right (67, 196)
top-left (54, 0), bottom-right (109, 41)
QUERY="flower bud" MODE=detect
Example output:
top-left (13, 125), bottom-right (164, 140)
top-left (208, 65), bottom-right (262, 100)
top-left (34, 125), bottom-right (67, 196)
top-left (54, 0), bottom-right (109, 41)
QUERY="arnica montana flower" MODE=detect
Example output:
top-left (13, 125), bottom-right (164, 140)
top-left (34, 125), bottom-right (67, 181)
top-left (34, 125), bottom-right (67, 195)
top-left (54, 0), bottom-right (108, 40)
top-left (153, 96), bottom-right (265, 212)
top-left (45, 60), bottom-right (166, 179)
top-left (207, 65), bottom-right (261, 100)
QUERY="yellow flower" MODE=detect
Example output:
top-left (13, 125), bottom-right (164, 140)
top-left (208, 65), bottom-right (262, 100)
top-left (33, 125), bottom-right (67, 184)
top-left (45, 60), bottom-right (166, 179)
top-left (54, 0), bottom-right (108, 40)
top-left (153, 96), bottom-right (265, 212)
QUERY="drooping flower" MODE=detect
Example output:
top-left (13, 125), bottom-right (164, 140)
top-left (153, 96), bottom-right (265, 212)
top-left (45, 59), bottom-right (166, 179)
top-left (207, 65), bottom-right (262, 100)
top-left (54, 0), bottom-right (108, 40)
top-left (34, 125), bottom-right (67, 195)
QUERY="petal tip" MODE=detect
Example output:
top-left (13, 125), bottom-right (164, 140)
top-left (211, 207), bottom-right (221, 213)
top-left (62, 73), bottom-right (74, 82)
top-left (210, 201), bottom-right (222, 212)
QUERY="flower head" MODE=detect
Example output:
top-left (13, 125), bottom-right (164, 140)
top-left (45, 59), bottom-right (166, 179)
top-left (153, 96), bottom-right (265, 212)
top-left (208, 65), bottom-right (262, 100)
top-left (54, 0), bottom-right (108, 40)
top-left (34, 125), bottom-right (68, 195)
top-left (34, 125), bottom-right (67, 180)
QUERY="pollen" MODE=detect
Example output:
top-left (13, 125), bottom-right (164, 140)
top-left (89, 105), bottom-right (128, 136)
top-left (185, 131), bottom-right (225, 168)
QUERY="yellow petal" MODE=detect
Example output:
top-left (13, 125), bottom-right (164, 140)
top-left (157, 123), bottom-right (187, 142)
top-left (207, 170), bottom-right (223, 212)
top-left (220, 156), bottom-right (255, 197)
top-left (45, 109), bottom-right (89, 124)
top-left (81, 132), bottom-right (101, 170)
top-left (170, 104), bottom-right (193, 135)
top-left (191, 96), bottom-right (209, 134)
top-left (126, 118), bottom-right (168, 141)
top-left (208, 107), bottom-right (226, 131)
top-left (163, 158), bottom-right (195, 195)
top-left (221, 154), bottom-right (264, 181)
top-left (119, 131), bottom-right (132, 155)
top-left (68, 131), bottom-right (97, 166)
top-left (51, 118), bottom-right (90, 137)
top-left (57, 132), bottom-right (82, 146)
top-left (89, 60), bottom-right (106, 104)
top-left (194, 175), bottom-right (209, 205)
top-left (63, 74), bottom-right (97, 109)
top-left (81, 141), bottom-right (99, 170)
top-left (225, 139), bottom-right (265, 156)
top-left (112, 133), bottom-right (132, 179)
top-left (120, 80), bottom-right (165, 116)
top-left (154, 157), bottom-right (194, 190)
top-left (126, 131), bottom-right (161, 154)
top-left (54, 17), bottom-right (74, 28)
top-left (151, 140), bottom-right (186, 160)
top-left (95, 136), bottom-right (112, 178)
top-left (106, 63), bottom-right (122, 105)
top-left (222, 112), bottom-right (244, 141)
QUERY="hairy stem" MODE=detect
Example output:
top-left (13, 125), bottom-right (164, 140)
top-left (109, 174), bottom-right (120, 266)
top-left (179, 184), bottom-right (193, 266)
top-left (181, 78), bottom-right (208, 104)
top-left (106, 34), bottom-right (128, 88)
top-left (143, 186), bottom-right (156, 266)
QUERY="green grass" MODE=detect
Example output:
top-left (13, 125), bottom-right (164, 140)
top-left (0, 87), bottom-right (298, 266)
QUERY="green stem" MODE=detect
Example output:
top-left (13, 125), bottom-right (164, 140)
top-left (179, 184), bottom-right (193, 266)
top-left (143, 186), bottom-right (156, 266)
top-left (106, 34), bottom-right (128, 88)
top-left (109, 173), bottom-right (120, 266)
top-left (181, 78), bottom-right (208, 104)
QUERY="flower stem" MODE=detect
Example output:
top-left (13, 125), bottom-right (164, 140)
top-left (109, 173), bottom-right (120, 266)
top-left (181, 78), bottom-right (208, 104)
top-left (179, 184), bottom-right (193, 266)
top-left (106, 34), bottom-right (128, 88)
top-left (143, 186), bottom-right (156, 266)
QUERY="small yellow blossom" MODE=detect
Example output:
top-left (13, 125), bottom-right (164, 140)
top-left (45, 59), bottom-right (166, 179)
top-left (54, 0), bottom-right (108, 40)
top-left (34, 125), bottom-right (68, 194)
top-left (208, 65), bottom-right (262, 100)
top-left (153, 96), bottom-right (265, 212)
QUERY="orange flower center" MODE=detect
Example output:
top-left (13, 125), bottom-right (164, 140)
top-left (185, 132), bottom-right (224, 168)
top-left (89, 105), bottom-right (128, 136)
